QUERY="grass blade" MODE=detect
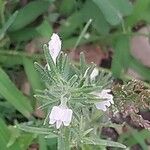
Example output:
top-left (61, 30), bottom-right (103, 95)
top-left (0, 67), bottom-right (33, 118)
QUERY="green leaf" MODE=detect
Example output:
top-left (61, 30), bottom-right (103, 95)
top-left (8, 126), bottom-right (35, 150)
top-left (96, 70), bottom-right (113, 88)
top-left (63, 35), bottom-right (100, 49)
top-left (9, 27), bottom-right (39, 42)
top-left (110, 0), bottom-right (133, 16)
top-left (0, 49), bottom-right (44, 67)
top-left (0, 67), bottom-right (33, 118)
top-left (57, 131), bottom-right (70, 150)
top-left (36, 20), bottom-right (53, 38)
top-left (39, 135), bottom-right (48, 150)
top-left (17, 124), bottom-right (57, 137)
top-left (0, 11), bottom-right (18, 40)
top-left (34, 62), bottom-right (52, 85)
top-left (0, 118), bottom-right (10, 150)
top-left (79, 52), bottom-right (87, 76)
top-left (9, 0), bottom-right (50, 31)
top-left (0, 54), bottom-right (22, 67)
top-left (81, 0), bottom-right (110, 35)
top-left (130, 56), bottom-right (150, 81)
top-left (83, 128), bottom-right (93, 137)
top-left (43, 44), bottom-right (57, 76)
top-left (60, 11), bottom-right (83, 38)
top-left (7, 126), bottom-right (20, 147)
top-left (126, 0), bottom-right (150, 27)
top-left (58, 135), bottom-right (65, 150)
top-left (131, 130), bottom-right (148, 150)
top-left (84, 63), bottom-right (96, 78)
top-left (111, 35), bottom-right (131, 78)
top-left (92, 0), bottom-right (122, 25)
top-left (12, 133), bottom-right (35, 150)
top-left (0, 118), bottom-right (34, 150)
top-left (68, 74), bottom-right (78, 87)
top-left (59, 0), bottom-right (76, 15)
top-left (0, 0), bottom-right (5, 25)
top-left (23, 57), bottom-right (43, 91)
top-left (61, 54), bottom-right (70, 80)
top-left (56, 52), bottom-right (64, 73)
top-left (83, 137), bottom-right (126, 149)
top-left (60, 0), bottom-right (111, 39)
top-left (73, 18), bottom-right (92, 50)
top-left (9, 20), bottom-right (52, 42)
top-left (119, 129), bottom-right (150, 147)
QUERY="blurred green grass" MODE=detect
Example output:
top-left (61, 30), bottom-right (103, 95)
top-left (0, 0), bottom-right (150, 149)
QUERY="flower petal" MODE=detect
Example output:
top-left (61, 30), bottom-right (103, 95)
top-left (99, 89), bottom-right (111, 97)
top-left (56, 120), bottom-right (62, 129)
top-left (95, 100), bottom-right (112, 111)
top-left (92, 89), bottom-right (114, 111)
top-left (49, 118), bottom-right (56, 125)
top-left (103, 89), bottom-right (111, 93)
top-left (62, 108), bottom-right (73, 126)
top-left (109, 97), bottom-right (114, 104)
top-left (49, 106), bottom-right (61, 124)
top-left (95, 102), bottom-right (108, 111)
top-left (49, 105), bottom-right (73, 128)
top-left (90, 68), bottom-right (99, 80)
top-left (48, 33), bottom-right (61, 63)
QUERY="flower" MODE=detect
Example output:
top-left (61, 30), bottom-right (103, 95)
top-left (48, 33), bottom-right (61, 63)
top-left (90, 68), bottom-right (99, 80)
top-left (84, 67), bottom-right (99, 80)
top-left (94, 89), bottom-right (114, 111)
top-left (49, 105), bottom-right (73, 129)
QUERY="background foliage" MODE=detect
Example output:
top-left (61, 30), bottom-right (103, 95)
top-left (0, 0), bottom-right (150, 149)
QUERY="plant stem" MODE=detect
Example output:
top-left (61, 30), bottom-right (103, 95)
top-left (73, 19), bottom-right (92, 50)
top-left (58, 128), bottom-right (70, 150)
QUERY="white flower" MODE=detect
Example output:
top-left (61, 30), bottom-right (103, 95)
top-left (90, 68), bottom-right (99, 80)
top-left (84, 67), bottom-right (99, 80)
top-left (94, 89), bottom-right (114, 111)
top-left (48, 33), bottom-right (61, 63)
top-left (49, 105), bottom-right (73, 129)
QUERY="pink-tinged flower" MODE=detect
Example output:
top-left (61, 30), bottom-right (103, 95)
top-left (49, 105), bottom-right (73, 129)
top-left (94, 89), bottom-right (114, 111)
top-left (48, 33), bottom-right (61, 63)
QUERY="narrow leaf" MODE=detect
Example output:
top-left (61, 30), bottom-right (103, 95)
top-left (9, 0), bottom-right (50, 31)
top-left (23, 57), bottom-right (43, 91)
top-left (43, 44), bottom-right (57, 75)
top-left (0, 67), bottom-right (33, 118)
top-left (17, 124), bottom-right (57, 137)
top-left (92, 0), bottom-right (122, 25)
top-left (110, 0), bottom-right (133, 16)
top-left (0, 11), bottom-right (18, 40)
top-left (36, 20), bottom-right (53, 38)
top-left (111, 35), bottom-right (131, 78)
top-left (0, 118), bottom-right (10, 147)
top-left (83, 137), bottom-right (126, 148)
top-left (80, 52), bottom-right (87, 76)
